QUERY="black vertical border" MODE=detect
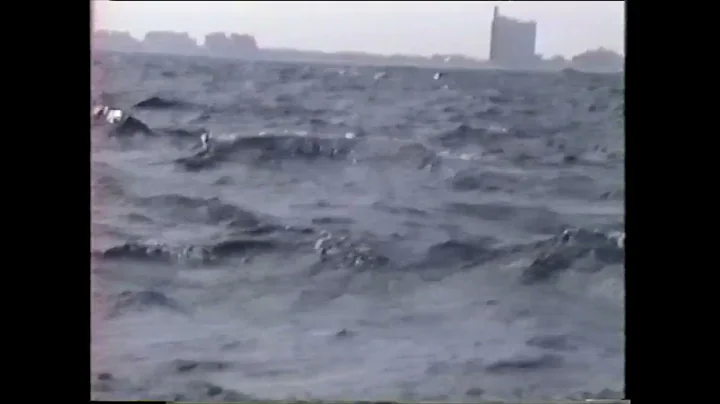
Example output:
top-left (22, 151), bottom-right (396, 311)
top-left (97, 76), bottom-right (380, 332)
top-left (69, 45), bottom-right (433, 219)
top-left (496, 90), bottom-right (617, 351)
top-left (626, 0), bottom-right (708, 400)
top-left (10, 0), bottom-right (92, 401)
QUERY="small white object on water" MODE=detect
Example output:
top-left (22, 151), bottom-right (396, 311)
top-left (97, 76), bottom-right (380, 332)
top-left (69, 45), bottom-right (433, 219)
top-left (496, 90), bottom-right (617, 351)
top-left (200, 132), bottom-right (212, 151)
top-left (433, 72), bottom-right (442, 80)
top-left (344, 132), bottom-right (356, 139)
top-left (106, 109), bottom-right (124, 124)
top-left (609, 231), bottom-right (625, 248)
top-left (314, 232), bottom-right (333, 253)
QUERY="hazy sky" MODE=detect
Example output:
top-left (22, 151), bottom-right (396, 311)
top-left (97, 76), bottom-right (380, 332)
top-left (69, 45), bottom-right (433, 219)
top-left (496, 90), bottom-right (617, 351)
top-left (93, 1), bottom-right (625, 59)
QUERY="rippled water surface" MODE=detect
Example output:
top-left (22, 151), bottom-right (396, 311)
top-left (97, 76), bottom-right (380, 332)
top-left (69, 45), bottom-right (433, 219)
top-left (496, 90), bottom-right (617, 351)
top-left (91, 52), bottom-right (625, 401)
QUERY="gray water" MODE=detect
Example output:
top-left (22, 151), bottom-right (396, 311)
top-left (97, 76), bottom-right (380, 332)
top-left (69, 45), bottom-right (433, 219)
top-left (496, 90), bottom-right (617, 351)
top-left (91, 52), bottom-right (625, 401)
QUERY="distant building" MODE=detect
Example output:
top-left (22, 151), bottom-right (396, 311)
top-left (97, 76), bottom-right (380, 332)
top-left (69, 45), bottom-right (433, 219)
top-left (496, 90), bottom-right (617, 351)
top-left (489, 6), bottom-right (537, 68)
top-left (538, 54), bottom-right (570, 70)
top-left (142, 31), bottom-right (200, 55)
top-left (92, 30), bottom-right (141, 52)
top-left (203, 33), bottom-right (258, 58)
top-left (571, 47), bottom-right (624, 72)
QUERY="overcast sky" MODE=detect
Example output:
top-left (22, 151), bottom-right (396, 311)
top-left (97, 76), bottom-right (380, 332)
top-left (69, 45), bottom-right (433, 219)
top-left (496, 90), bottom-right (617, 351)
top-left (93, 1), bottom-right (625, 59)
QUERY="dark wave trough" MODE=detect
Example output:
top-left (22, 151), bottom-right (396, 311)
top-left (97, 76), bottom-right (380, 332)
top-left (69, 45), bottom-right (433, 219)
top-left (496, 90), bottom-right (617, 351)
top-left (91, 52), bottom-right (625, 402)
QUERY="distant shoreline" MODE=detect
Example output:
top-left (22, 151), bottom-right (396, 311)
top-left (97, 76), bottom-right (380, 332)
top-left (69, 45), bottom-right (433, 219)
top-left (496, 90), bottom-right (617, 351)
top-left (93, 29), bottom-right (623, 74)
top-left (92, 48), bottom-right (623, 75)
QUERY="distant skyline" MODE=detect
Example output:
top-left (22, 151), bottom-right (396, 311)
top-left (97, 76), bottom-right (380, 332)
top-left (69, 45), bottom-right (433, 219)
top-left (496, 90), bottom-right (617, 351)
top-left (93, 1), bottom-right (625, 59)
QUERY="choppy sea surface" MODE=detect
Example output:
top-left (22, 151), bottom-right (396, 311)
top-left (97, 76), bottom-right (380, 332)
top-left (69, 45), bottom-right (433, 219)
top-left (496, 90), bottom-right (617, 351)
top-left (90, 52), bottom-right (625, 402)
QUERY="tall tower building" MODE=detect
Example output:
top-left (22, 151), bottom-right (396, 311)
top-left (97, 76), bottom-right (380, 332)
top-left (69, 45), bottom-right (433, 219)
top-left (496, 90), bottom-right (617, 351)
top-left (489, 6), bottom-right (499, 61)
top-left (489, 6), bottom-right (537, 68)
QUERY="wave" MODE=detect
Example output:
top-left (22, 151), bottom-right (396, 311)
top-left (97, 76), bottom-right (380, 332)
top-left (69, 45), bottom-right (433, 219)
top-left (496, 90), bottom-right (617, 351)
top-left (97, 191), bottom-right (624, 291)
top-left (173, 132), bottom-right (360, 170)
top-left (133, 96), bottom-right (192, 110)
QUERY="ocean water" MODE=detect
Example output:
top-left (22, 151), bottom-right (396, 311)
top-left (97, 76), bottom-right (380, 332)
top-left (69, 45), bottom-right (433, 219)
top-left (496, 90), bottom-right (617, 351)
top-left (91, 52), bottom-right (625, 401)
